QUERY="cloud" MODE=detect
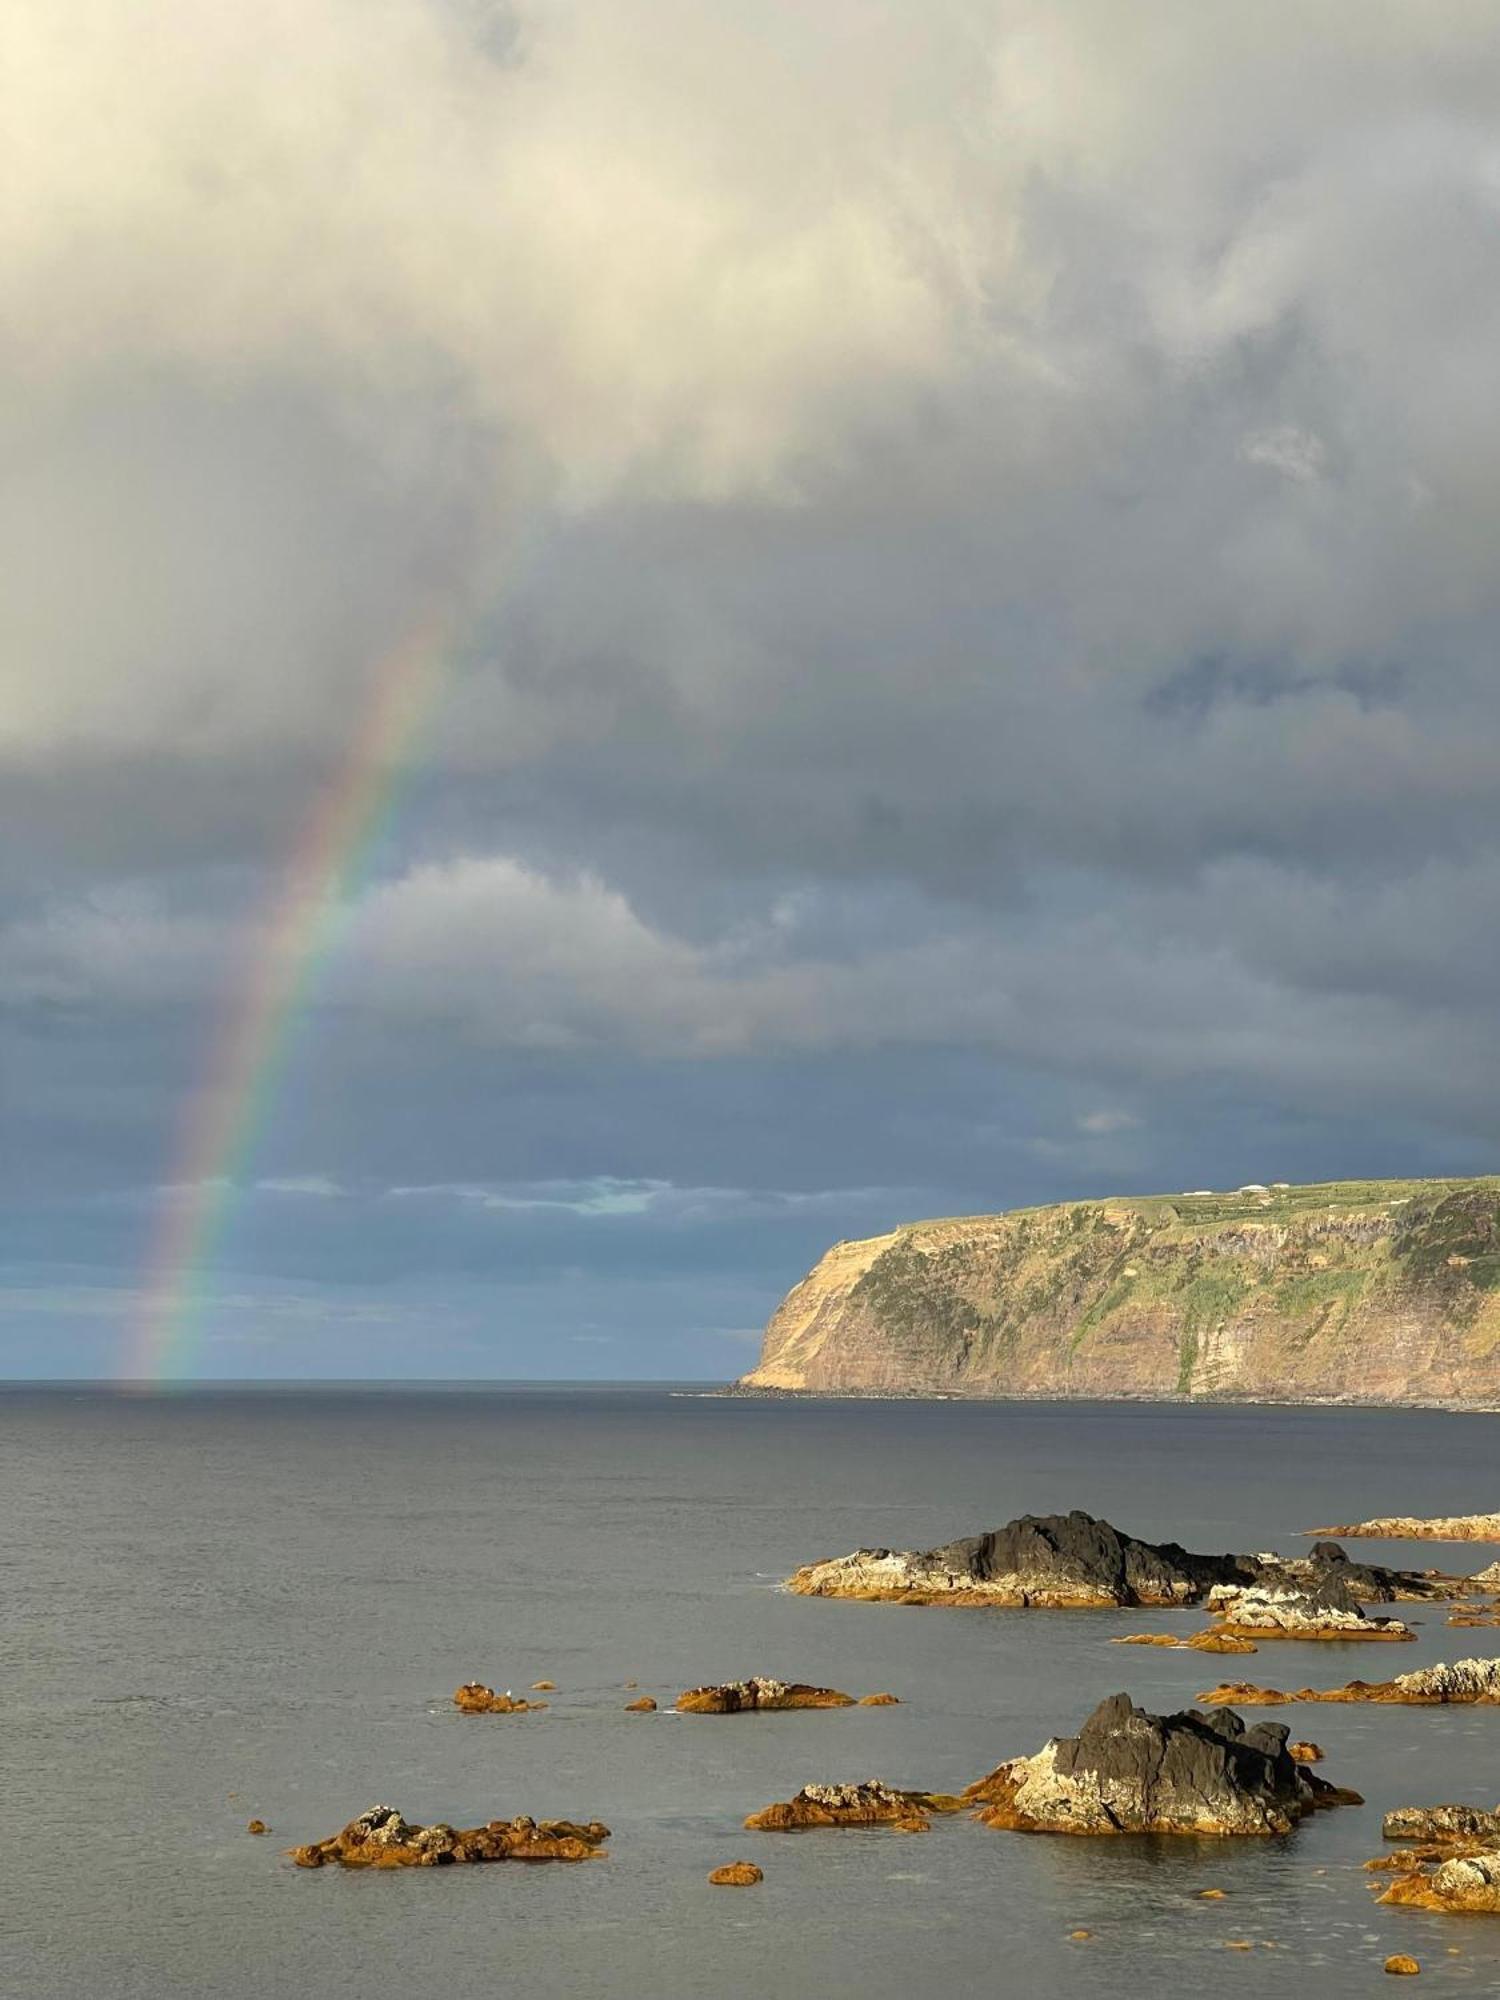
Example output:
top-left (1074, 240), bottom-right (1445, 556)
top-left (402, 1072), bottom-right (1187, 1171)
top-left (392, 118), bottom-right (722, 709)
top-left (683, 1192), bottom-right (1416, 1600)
top-left (9, 2), bottom-right (1500, 1372)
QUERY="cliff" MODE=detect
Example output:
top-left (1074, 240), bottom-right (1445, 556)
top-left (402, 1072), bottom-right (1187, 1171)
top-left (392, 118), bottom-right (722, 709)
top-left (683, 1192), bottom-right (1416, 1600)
top-left (734, 1178), bottom-right (1500, 1404)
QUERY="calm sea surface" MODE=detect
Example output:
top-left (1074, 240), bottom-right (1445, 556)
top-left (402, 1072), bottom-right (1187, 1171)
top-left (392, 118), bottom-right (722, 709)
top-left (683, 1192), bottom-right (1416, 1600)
top-left (5, 1387), bottom-right (1500, 1998)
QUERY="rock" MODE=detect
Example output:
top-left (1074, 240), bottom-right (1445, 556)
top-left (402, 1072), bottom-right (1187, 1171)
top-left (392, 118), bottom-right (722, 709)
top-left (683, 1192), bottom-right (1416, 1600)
top-left (1384, 1956), bottom-right (1421, 1975)
top-left (453, 1682), bottom-right (547, 1714)
top-left (708, 1861), bottom-right (763, 1886)
top-left (745, 1781), bottom-right (963, 1832)
top-left (247, 1819), bottom-right (268, 1835)
top-left (786, 1509), bottom-right (1451, 1609)
top-left (1472, 1560), bottom-right (1500, 1590)
top-left (1288, 1741), bottom-right (1324, 1764)
top-left (1380, 1850), bottom-right (1500, 1914)
top-left (964, 1692), bottom-right (1361, 1837)
top-left (1203, 1574), bottom-right (1413, 1642)
top-left (675, 1677), bottom-right (854, 1714)
top-left (1199, 1656), bottom-right (1500, 1707)
top-left (1309, 1514), bottom-right (1500, 1543)
top-left (1383, 1804), bottom-right (1500, 1846)
top-left (531, 1680), bottom-right (556, 1691)
top-left (1114, 1629), bottom-right (1259, 1654)
top-left (287, 1804), bottom-right (609, 1869)
top-left (1068, 1928), bottom-right (1092, 1939)
top-left (625, 1696), bottom-right (657, 1712)
top-left (858, 1692), bottom-right (900, 1705)
top-left (1199, 1887), bottom-right (1227, 1898)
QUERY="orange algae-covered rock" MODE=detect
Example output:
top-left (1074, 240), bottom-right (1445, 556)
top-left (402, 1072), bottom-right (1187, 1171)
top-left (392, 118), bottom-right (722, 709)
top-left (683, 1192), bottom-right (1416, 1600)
top-left (1200, 1656), bottom-right (1500, 1708)
top-left (859, 1693), bottom-right (900, 1705)
top-left (1380, 1850), bottom-right (1500, 1913)
top-left (1383, 1956), bottom-right (1421, 1975)
top-left (453, 1682), bottom-right (548, 1714)
top-left (1188, 1631), bottom-right (1259, 1654)
top-left (744, 1781), bottom-right (960, 1832)
top-left (624, 1696), bottom-right (657, 1712)
top-left (1288, 1742), bottom-right (1324, 1764)
top-left (708, 1862), bottom-right (763, 1886)
top-left (675, 1677), bottom-right (854, 1714)
top-left (288, 1805), bottom-right (609, 1870)
top-left (247, 1819), bottom-right (269, 1835)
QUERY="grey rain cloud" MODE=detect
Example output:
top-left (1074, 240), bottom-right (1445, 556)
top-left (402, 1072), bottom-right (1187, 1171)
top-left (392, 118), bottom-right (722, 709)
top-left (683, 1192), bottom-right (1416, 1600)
top-left (5, 1), bottom-right (1500, 1373)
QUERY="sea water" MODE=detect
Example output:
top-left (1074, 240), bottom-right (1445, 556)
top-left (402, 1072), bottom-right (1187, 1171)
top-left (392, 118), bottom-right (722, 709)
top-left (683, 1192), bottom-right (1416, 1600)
top-left (5, 1387), bottom-right (1500, 1997)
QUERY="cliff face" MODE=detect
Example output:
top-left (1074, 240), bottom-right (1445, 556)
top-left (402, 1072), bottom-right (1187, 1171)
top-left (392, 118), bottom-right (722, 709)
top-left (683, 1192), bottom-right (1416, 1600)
top-left (735, 1179), bottom-right (1500, 1404)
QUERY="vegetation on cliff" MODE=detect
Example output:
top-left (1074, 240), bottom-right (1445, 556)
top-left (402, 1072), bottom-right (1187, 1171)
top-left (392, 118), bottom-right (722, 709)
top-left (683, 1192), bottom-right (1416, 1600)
top-left (736, 1177), bottom-right (1500, 1403)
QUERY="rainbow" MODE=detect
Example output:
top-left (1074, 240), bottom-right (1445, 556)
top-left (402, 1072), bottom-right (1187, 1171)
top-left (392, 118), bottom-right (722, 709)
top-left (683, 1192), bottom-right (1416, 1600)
top-left (128, 612), bottom-right (451, 1382)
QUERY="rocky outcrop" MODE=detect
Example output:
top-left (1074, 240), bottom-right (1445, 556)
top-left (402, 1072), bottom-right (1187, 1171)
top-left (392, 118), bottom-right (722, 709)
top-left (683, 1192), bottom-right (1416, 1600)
top-left (1203, 1575), bottom-right (1413, 1641)
top-left (1199, 1656), bottom-right (1500, 1706)
top-left (1383, 1804), bottom-right (1500, 1846)
top-left (745, 1781), bottom-right (962, 1833)
top-left (964, 1693), bottom-right (1359, 1837)
top-left (787, 1510), bottom-right (1447, 1610)
top-left (289, 1804), bottom-right (608, 1868)
top-left (1310, 1513), bottom-right (1500, 1541)
top-left (453, 1682), bottom-right (547, 1714)
top-left (624, 1696), bottom-right (657, 1712)
top-left (708, 1861), bottom-right (763, 1885)
top-left (674, 1677), bottom-right (855, 1714)
top-left (1114, 1630), bottom-right (1258, 1653)
top-left (734, 1179), bottom-right (1500, 1404)
top-left (1379, 1850), bottom-right (1500, 1914)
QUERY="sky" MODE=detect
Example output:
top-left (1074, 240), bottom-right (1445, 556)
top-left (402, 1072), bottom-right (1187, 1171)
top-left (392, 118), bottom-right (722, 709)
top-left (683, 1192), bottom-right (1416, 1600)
top-left (7, 1), bottom-right (1500, 1379)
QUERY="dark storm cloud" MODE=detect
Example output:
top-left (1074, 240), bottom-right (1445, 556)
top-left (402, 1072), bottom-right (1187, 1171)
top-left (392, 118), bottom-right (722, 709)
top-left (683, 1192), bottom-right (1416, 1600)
top-left (6, 1), bottom-right (1500, 1371)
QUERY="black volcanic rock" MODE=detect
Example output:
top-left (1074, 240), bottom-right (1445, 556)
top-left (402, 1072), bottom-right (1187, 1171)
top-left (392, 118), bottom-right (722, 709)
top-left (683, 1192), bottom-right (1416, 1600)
top-left (788, 1509), bottom-right (1452, 1608)
top-left (967, 1692), bottom-right (1360, 1836)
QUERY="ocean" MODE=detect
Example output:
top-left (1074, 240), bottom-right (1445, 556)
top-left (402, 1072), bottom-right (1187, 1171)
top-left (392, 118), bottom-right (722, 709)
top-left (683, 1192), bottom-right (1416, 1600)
top-left (5, 1387), bottom-right (1500, 1997)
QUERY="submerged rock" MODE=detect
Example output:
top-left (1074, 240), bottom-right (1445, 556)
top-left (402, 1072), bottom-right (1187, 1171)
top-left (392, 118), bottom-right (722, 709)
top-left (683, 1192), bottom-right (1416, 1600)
top-left (786, 1510), bottom-right (1450, 1610)
top-left (675, 1677), bottom-right (854, 1714)
top-left (745, 1781), bottom-right (963, 1832)
top-left (1379, 1849), bottom-right (1500, 1915)
top-left (859, 1692), bottom-right (900, 1706)
top-left (1383, 1954), bottom-right (1422, 1974)
top-left (624, 1696), bottom-right (657, 1712)
top-left (1199, 1656), bottom-right (1500, 1707)
top-left (964, 1692), bottom-right (1361, 1837)
top-left (453, 1682), bottom-right (548, 1714)
top-left (288, 1804), bottom-right (609, 1869)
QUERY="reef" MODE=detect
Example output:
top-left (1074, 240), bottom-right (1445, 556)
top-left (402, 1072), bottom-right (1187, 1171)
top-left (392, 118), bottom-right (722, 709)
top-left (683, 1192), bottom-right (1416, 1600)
top-left (453, 1682), bottom-right (548, 1714)
top-left (1202, 1575), bottom-right (1413, 1642)
top-left (1198, 1656), bottom-right (1500, 1706)
top-left (964, 1692), bottom-right (1361, 1837)
top-left (674, 1677), bottom-right (855, 1714)
top-left (288, 1804), bottom-right (608, 1869)
top-left (1378, 1850), bottom-right (1500, 1915)
top-left (744, 1781), bottom-right (963, 1833)
top-left (707, 1862), bottom-right (764, 1885)
top-left (786, 1510), bottom-right (1450, 1610)
top-left (1309, 1513), bottom-right (1500, 1542)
